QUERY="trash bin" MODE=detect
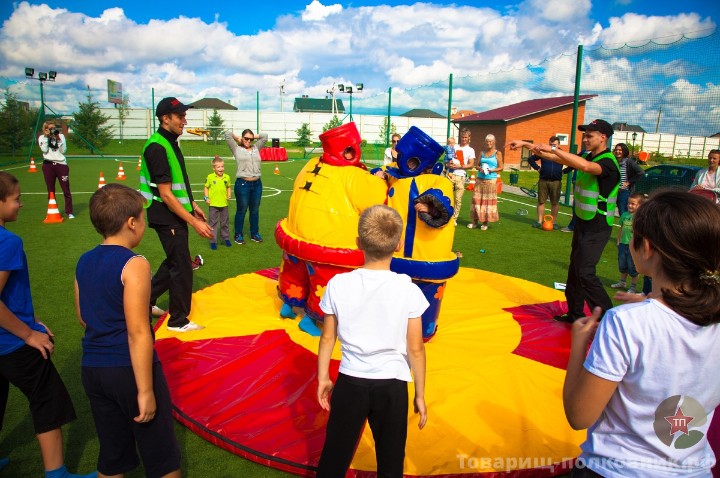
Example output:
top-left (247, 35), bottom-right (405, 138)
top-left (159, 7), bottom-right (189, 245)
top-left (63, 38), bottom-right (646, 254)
top-left (510, 168), bottom-right (519, 185)
top-left (272, 138), bottom-right (280, 148)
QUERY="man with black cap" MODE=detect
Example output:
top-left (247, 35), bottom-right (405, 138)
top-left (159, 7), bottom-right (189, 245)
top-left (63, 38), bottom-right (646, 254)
top-left (508, 119), bottom-right (620, 323)
top-left (139, 97), bottom-right (214, 332)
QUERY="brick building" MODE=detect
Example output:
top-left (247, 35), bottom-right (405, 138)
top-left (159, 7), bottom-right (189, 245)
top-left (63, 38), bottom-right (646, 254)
top-left (453, 95), bottom-right (596, 168)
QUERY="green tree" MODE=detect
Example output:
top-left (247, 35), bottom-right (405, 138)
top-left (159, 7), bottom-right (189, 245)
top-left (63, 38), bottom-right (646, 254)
top-left (208, 109), bottom-right (225, 144)
top-left (295, 122), bottom-right (312, 147)
top-left (0, 91), bottom-right (36, 158)
top-left (70, 86), bottom-right (113, 153)
top-left (322, 115), bottom-right (342, 133)
top-left (378, 117), bottom-right (397, 145)
top-left (117, 94), bottom-right (130, 144)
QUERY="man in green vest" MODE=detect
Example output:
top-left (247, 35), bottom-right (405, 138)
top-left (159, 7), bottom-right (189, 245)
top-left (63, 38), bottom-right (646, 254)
top-left (509, 119), bottom-right (619, 323)
top-left (140, 97), bottom-right (214, 332)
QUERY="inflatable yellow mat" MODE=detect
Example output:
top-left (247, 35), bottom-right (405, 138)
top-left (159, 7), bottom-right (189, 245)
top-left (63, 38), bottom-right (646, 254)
top-left (154, 267), bottom-right (585, 477)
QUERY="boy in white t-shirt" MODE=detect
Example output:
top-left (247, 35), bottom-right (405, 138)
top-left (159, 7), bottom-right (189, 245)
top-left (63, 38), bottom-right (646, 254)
top-left (316, 205), bottom-right (429, 478)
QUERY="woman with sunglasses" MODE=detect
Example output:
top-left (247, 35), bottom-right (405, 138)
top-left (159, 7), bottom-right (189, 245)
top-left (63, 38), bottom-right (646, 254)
top-left (383, 133), bottom-right (401, 166)
top-left (225, 129), bottom-right (268, 244)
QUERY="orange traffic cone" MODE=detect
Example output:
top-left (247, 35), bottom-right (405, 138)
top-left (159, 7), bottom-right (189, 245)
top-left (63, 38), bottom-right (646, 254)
top-left (97, 172), bottom-right (106, 189)
top-left (274, 166), bottom-right (280, 175)
top-left (43, 193), bottom-right (64, 224)
top-left (136, 156), bottom-right (142, 171)
top-left (28, 157), bottom-right (38, 173)
top-left (116, 162), bottom-right (127, 180)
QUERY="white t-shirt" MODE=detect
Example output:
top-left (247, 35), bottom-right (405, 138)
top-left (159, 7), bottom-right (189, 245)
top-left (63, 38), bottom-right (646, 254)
top-left (451, 144), bottom-right (475, 177)
top-left (319, 268), bottom-right (429, 381)
top-left (383, 147), bottom-right (394, 166)
top-left (580, 299), bottom-right (720, 477)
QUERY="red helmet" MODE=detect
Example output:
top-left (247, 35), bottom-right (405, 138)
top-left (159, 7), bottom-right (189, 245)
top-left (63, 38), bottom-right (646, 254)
top-left (319, 122), bottom-right (362, 167)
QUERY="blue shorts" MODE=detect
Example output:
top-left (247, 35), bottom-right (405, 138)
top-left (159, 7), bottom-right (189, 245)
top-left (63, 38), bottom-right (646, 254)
top-left (0, 344), bottom-right (76, 433)
top-left (82, 362), bottom-right (180, 478)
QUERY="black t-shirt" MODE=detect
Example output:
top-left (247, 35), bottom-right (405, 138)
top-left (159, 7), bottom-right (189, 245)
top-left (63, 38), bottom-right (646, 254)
top-left (577, 149), bottom-right (620, 231)
top-left (144, 128), bottom-right (194, 228)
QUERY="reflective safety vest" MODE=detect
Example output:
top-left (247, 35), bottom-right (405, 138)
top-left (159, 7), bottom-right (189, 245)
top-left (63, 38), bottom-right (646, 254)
top-left (574, 151), bottom-right (619, 226)
top-left (139, 133), bottom-right (192, 212)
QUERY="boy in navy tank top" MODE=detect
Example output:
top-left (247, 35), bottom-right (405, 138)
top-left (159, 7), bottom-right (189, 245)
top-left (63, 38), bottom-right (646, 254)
top-left (75, 184), bottom-right (181, 478)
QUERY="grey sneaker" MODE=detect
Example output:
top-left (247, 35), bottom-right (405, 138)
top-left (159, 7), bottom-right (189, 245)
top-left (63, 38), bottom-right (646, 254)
top-left (167, 321), bottom-right (205, 333)
top-left (627, 286), bottom-right (637, 294)
top-left (610, 281), bottom-right (626, 289)
top-left (561, 227), bottom-right (573, 232)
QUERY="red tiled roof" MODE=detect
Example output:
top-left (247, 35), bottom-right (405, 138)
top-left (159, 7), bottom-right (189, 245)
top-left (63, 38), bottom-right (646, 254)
top-left (454, 95), bottom-right (596, 123)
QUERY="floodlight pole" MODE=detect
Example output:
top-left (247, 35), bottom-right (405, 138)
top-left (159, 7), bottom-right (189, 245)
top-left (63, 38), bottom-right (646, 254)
top-left (25, 67), bottom-right (58, 163)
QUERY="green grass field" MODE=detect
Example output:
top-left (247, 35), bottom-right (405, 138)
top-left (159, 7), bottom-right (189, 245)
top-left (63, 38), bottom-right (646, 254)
top-left (1, 156), bottom-right (627, 477)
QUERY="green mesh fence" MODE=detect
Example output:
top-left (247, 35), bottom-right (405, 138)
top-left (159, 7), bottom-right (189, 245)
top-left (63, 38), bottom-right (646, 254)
top-left (3, 29), bottom-right (718, 166)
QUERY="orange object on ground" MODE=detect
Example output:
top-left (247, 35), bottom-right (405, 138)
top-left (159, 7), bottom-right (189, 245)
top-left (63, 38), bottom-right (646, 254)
top-left (43, 193), bottom-right (64, 223)
top-left (28, 157), bottom-right (38, 173)
top-left (497, 176), bottom-right (503, 195)
top-left (97, 172), bottom-right (106, 189)
top-left (274, 166), bottom-right (280, 175)
top-left (136, 156), bottom-right (142, 170)
top-left (116, 162), bottom-right (127, 180)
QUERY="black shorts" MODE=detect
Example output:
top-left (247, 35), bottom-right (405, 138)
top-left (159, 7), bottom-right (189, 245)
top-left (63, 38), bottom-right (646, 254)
top-left (82, 362), bottom-right (181, 478)
top-left (0, 344), bottom-right (76, 433)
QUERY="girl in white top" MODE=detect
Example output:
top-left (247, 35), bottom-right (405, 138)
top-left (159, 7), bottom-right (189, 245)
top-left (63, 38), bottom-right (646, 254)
top-left (690, 149), bottom-right (720, 195)
top-left (383, 133), bottom-right (401, 166)
top-left (564, 190), bottom-right (720, 478)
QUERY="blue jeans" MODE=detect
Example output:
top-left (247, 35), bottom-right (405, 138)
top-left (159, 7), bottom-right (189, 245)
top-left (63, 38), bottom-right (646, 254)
top-left (617, 243), bottom-right (637, 277)
top-left (617, 188), bottom-right (630, 216)
top-left (234, 178), bottom-right (262, 237)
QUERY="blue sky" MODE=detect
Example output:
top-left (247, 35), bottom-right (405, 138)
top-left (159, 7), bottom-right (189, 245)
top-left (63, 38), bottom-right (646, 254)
top-left (1, 1), bottom-right (718, 134)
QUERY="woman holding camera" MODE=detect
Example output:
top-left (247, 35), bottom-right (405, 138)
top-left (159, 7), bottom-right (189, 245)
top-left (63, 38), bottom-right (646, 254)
top-left (38, 120), bottom-right (74, 218)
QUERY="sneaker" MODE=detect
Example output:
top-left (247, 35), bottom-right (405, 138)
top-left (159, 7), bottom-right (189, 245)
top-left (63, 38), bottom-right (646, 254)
top-left (210, 242), bottom-right (217, 250)
top-left (610, 281), bottom-right (626, 289)
top-left (561, 227), bottom-right (573, 233)
top-left (627, 286), bottom-right (637, 294)
top-left (191, 255), bottom-right (204, 271)
top-left (234, 234), bottom-right (245, 245)
top-left (151, 305), bottom-right (166, 317)
top-left (225, 240), bottom-right (232, 247)
top-left (467, 223), bottom-right (476, 229)
top-left (553, 224), bottom-right (561, 230)
top-left (553, 314), bottom-right (575, 324)
top-left (532, 222), bottom-right (541, 228)
top-left (250, 233), bottom-right (263, 243)
top-left (167, 321), bottom-right (205, 333)
top-left (480, 225), bottom-right (488, 231)
top-left (67, 213), bottom-right (76, 219)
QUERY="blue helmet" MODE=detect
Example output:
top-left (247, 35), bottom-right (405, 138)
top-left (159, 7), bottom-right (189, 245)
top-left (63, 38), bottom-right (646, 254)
top-left (394, 126), bottom-right (445, 177)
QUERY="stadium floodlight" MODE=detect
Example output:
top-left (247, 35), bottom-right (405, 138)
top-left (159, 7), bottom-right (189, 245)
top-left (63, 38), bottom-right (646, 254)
top-left (25, 67), bottom-right (34, 77)
top-left (356, 83), bottom-right (363, 91)
top-left (48, 71), bottom-right (57, 80)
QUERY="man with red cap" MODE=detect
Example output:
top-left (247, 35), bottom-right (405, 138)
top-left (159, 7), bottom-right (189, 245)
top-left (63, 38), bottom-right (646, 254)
top-left (509, 119), bottom-right (620, 323)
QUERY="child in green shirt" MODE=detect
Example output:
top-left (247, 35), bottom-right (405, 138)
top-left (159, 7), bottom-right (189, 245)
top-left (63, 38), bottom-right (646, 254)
top-left (204, 156), bottom-right (232, 249)
top-left (610, 193), bottom-right (646, 293)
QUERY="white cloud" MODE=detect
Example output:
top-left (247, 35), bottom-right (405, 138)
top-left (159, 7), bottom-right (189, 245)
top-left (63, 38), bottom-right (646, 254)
top-left (0, 1), bottom-right (716, 135)
top-left (302, 0), bottom-right (342, 22)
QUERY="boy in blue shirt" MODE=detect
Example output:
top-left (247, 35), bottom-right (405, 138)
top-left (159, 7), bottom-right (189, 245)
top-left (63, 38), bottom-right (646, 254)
top-left (0, 171), bottom-right (96, 478)
top-left (75, 184), bottom-right (181, 478)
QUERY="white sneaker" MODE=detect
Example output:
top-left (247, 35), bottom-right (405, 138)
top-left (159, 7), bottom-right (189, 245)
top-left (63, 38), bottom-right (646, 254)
top-left (67, 214), bottom-right (76, 219)
top-left (167, 321), bottom-right (205, 333)
top-left (151, 305), bottom-right (166, 317)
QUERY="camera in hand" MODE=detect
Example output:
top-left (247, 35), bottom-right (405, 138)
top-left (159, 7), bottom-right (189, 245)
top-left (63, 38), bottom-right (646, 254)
top-left (48, 136), bottom-right (59, 151)
top-left (50, 127), bottom-right (60, 135)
